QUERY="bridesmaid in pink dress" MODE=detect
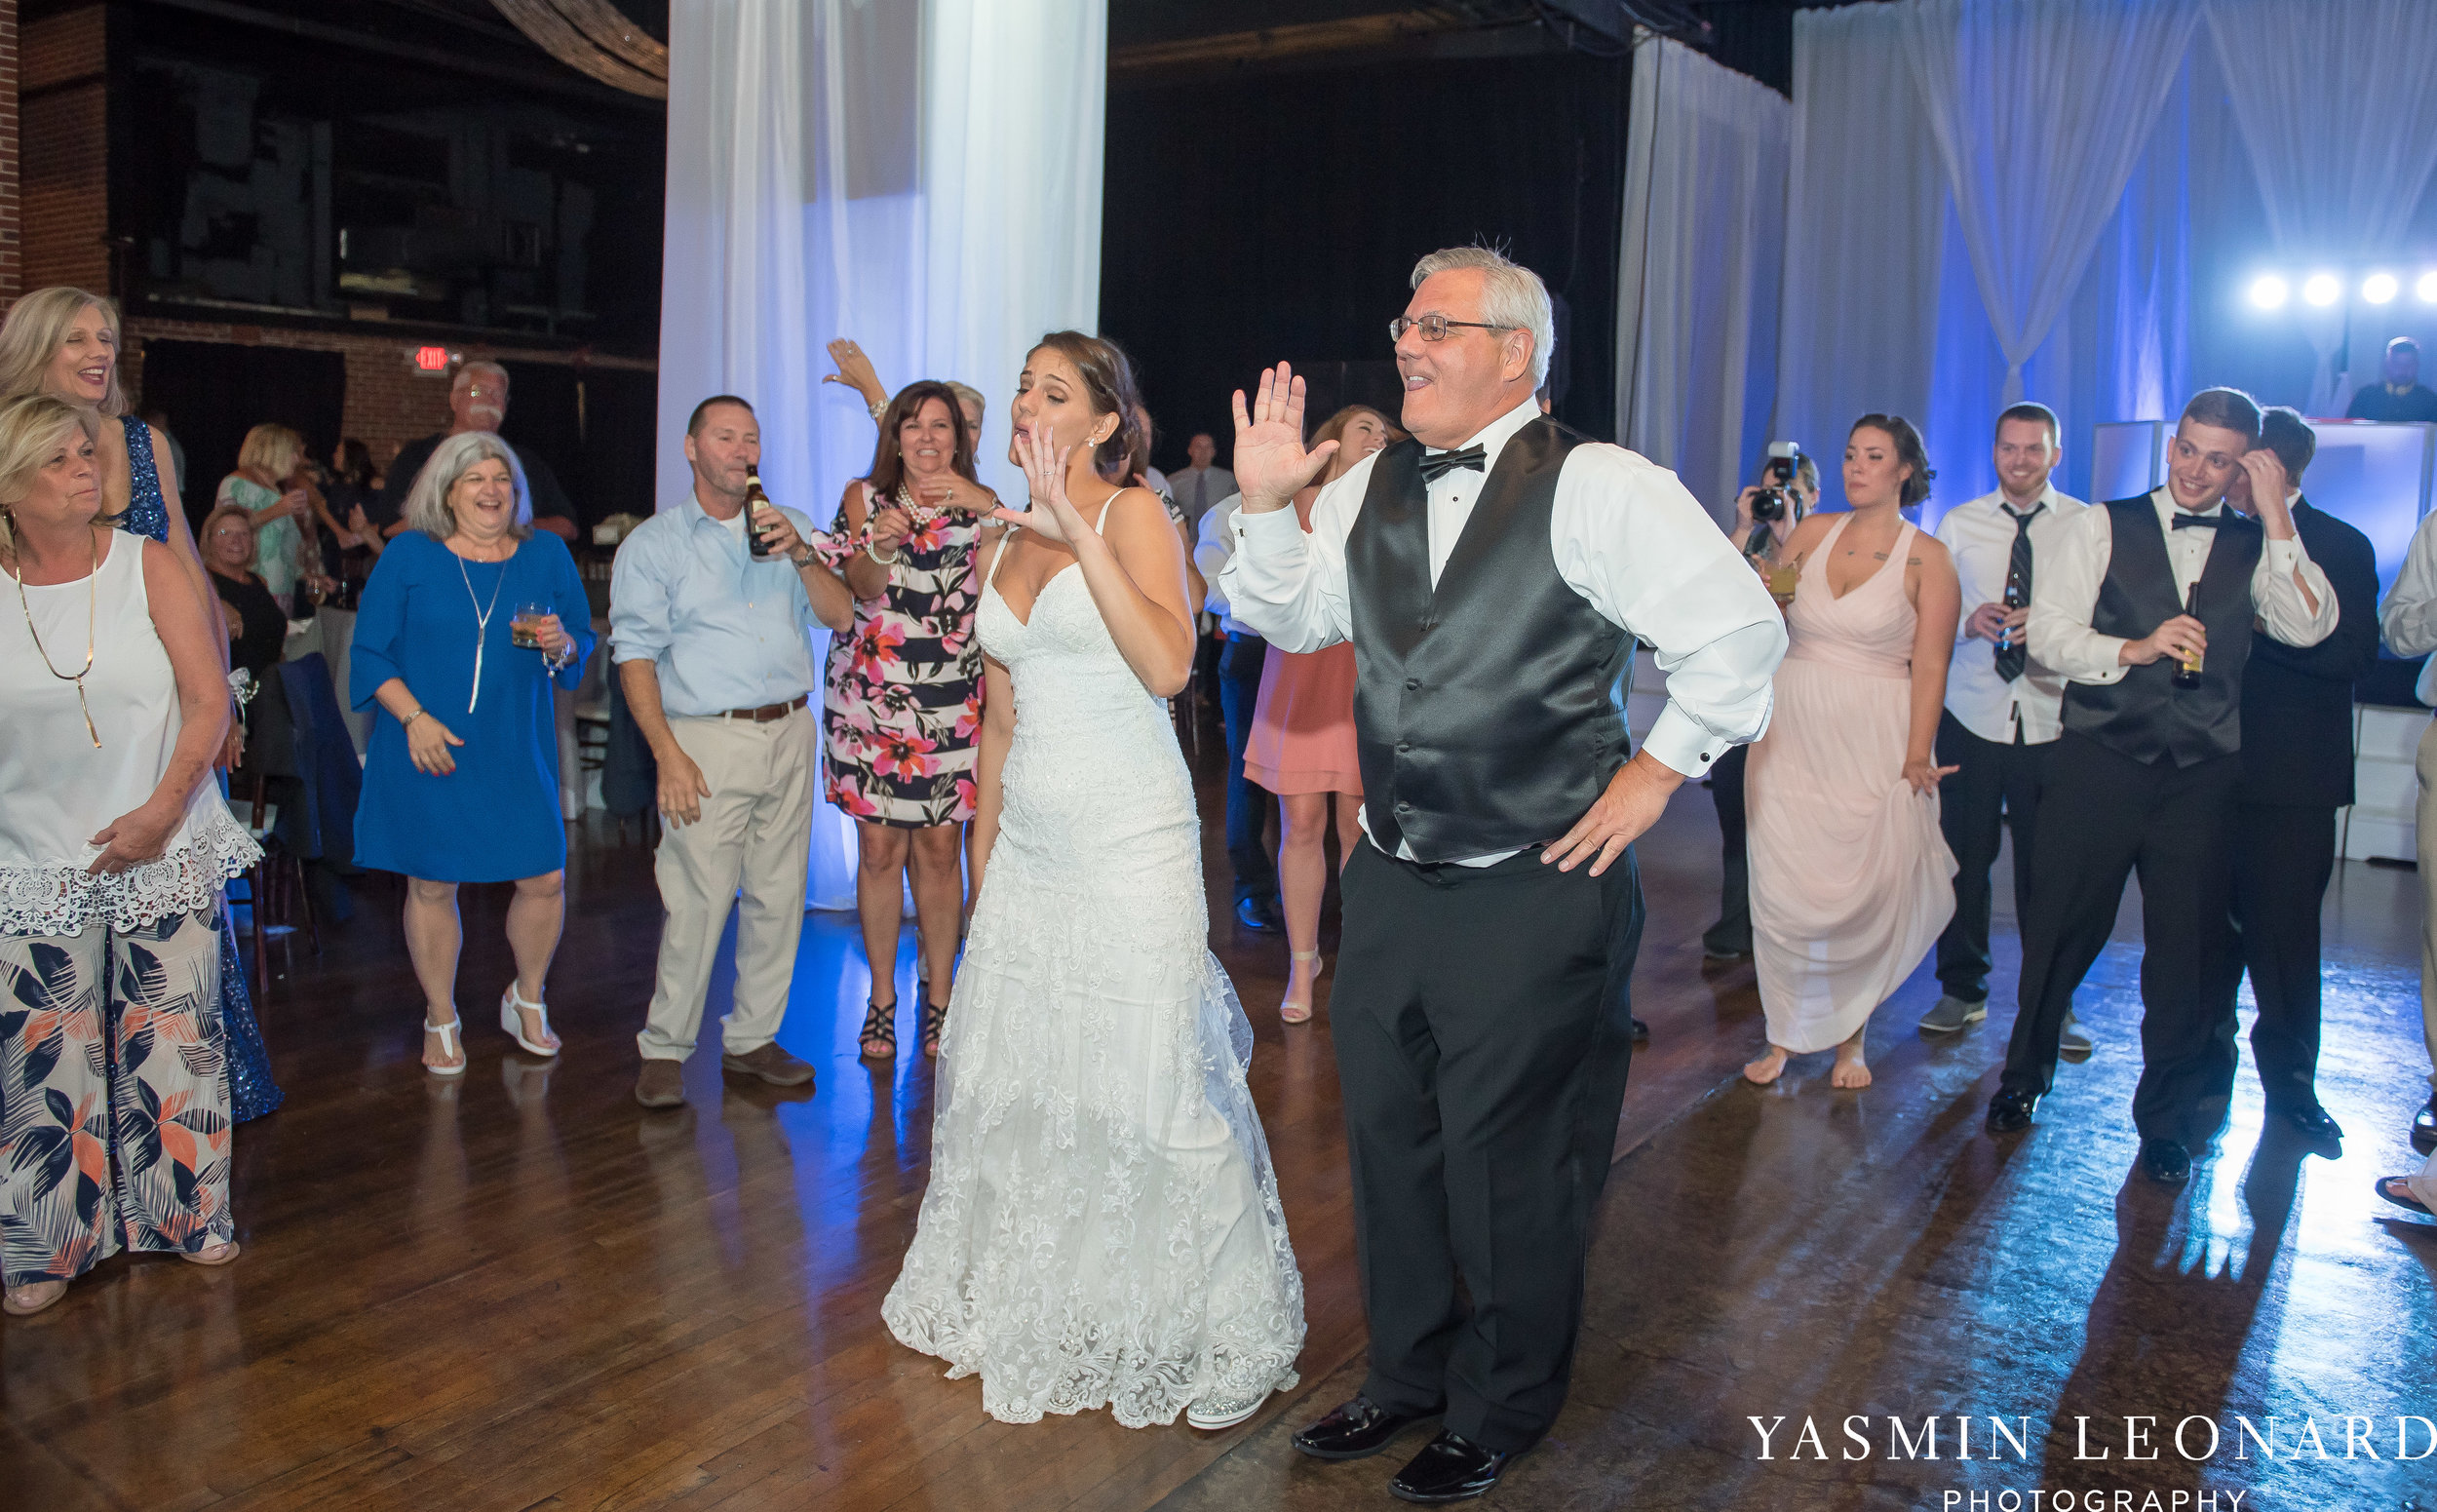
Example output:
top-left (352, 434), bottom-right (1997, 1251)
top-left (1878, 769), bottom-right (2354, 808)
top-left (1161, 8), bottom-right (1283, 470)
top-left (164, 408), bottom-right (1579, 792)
top-left (1738, 415), bottom-right (1961, 1089)
top-left (1243, 406), bottom-right (1395, 1024)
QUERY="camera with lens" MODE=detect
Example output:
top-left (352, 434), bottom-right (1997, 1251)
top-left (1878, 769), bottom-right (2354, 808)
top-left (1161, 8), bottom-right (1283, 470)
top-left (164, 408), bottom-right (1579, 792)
top-left (1750, 442), bottom-right (1805, 523)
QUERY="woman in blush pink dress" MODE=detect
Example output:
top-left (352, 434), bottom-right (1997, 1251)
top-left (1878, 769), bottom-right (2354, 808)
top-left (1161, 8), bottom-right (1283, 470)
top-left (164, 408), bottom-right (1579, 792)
top-left (1739, 415), bottom-right (1961, 1089)
top-left (1243, 406), bottom-right (1394, 1024)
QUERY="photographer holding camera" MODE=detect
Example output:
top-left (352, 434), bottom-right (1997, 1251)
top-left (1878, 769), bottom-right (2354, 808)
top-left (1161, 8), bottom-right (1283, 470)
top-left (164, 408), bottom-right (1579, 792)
top-left (1703, 445), bottom-right (1819, 959)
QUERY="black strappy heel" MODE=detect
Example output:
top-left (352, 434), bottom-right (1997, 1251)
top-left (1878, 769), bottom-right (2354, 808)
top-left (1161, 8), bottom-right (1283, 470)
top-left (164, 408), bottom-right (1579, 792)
top-left (921, 996), bottom-right (948, 1059)
top-left (859, 998), bottom-right (899, 1061)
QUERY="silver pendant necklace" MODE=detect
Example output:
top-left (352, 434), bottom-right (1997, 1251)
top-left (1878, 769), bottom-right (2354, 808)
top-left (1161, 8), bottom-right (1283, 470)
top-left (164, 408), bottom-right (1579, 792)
top-left (456, 546), bottom-right (508, 714)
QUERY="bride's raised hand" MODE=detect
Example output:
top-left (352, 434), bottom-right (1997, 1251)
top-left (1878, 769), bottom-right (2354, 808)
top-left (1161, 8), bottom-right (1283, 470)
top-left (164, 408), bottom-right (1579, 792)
top-left (1230, 363), bottom-right (1340, 514)
top-left (993, 421), bottom-right (1090, 545)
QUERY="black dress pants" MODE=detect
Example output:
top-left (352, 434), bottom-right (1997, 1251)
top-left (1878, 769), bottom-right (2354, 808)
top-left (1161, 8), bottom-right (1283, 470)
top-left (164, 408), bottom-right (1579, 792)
top-left (1218, 633), bottom-right (1278, 907)
top-left (1332, 840), bottom-right (1644, 1453)
top-left (1702, 744), bottom-right (1750, 954)
top-left (2001, 733), bottom-right (2242, 1144)
top-left (2230, 802), bottom-right (2337, 1112)
top-left (1933, 712), bottom-right (2051, 1003)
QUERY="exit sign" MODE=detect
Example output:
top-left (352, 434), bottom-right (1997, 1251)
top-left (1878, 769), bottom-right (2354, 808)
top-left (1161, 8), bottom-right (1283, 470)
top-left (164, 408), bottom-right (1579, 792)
top-left (412, 346), bottom-right (451, 372)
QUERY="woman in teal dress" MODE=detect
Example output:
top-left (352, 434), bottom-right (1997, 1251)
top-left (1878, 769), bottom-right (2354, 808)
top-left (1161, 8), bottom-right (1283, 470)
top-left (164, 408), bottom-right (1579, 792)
top-left (350, 432), bottom-right (593, 1076)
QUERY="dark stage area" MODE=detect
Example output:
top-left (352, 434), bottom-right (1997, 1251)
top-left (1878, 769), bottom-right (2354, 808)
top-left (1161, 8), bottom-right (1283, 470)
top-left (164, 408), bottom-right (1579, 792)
top-left (4, 721), bottom-right (2431, 1510)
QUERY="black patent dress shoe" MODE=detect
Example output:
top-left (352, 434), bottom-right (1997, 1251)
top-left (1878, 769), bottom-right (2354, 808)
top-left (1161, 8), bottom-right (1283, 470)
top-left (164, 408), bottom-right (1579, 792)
top-left (2413, 1099), bottom-right (2436, 1155)
top-left (1291, 1394), bottom-right (1437, 1461)
top-left (1389, 1430), bottom-right (1518, 1504)
top-left (2271, 1104), bottom-right (2344, 1144)
top-left (2140, 1137), bottom-right (2192, 1184)
top-left (1235, 895), bottom-right (1283, 932)
top-left (1632, 1018), bottom-right (1650, 1044)
top-left (1985, 1088), bottom-right (2039, 1134)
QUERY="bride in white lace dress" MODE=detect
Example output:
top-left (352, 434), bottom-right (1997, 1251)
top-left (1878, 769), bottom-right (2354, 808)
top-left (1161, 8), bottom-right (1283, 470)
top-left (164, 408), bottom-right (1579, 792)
top-left (880, 332), bottom-right (1304, 1430)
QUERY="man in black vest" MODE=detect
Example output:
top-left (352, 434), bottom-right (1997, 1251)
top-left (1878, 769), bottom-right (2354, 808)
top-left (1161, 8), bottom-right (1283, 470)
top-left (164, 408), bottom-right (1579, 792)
top-left (1222, 248), bottom-right (1785, 1501)
top-left (1989, 389), bottom-right (2337, 1185)
top-left (2227, 407), bottom-right (2379, 1145)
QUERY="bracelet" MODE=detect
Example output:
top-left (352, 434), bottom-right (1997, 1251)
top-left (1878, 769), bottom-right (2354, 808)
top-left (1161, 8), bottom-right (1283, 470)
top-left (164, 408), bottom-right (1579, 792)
top-left (865, 543), bottom-right (902, 565)
top-left (402, 708), bottom-right (427, 728)
top-left (791, 545), bottom-right (817, 568)
top-left (868, 398), bottom-right (888, 422)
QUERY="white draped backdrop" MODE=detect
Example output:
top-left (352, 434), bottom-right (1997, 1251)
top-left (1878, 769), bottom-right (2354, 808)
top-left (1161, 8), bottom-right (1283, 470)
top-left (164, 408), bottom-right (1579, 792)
top-left (656, 0), bottom-right (1105, 908)
top-left (1628, 0), bottom-right (2437, 526)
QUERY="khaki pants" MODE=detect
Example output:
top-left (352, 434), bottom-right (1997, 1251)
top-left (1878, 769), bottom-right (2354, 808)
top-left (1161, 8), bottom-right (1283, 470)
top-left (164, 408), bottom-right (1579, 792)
top-left (2417, 721), bottom-right (2437, 1094)
top-left (638, 707), bottom-right (816, 1062)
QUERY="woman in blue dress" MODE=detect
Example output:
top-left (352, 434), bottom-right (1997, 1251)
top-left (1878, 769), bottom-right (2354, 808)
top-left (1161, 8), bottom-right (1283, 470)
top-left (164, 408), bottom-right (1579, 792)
top-left (0, 286), bottom-right (283, 1121)
top-left (351, 432), bottom-right (594, 1075)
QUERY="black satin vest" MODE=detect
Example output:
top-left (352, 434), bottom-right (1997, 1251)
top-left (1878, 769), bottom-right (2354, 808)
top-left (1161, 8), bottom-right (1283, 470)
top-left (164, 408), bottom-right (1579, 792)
top-left (1345, 418), bottom-right (1632, 862)
top-left (2061, 494), bottom-right (2261, 767)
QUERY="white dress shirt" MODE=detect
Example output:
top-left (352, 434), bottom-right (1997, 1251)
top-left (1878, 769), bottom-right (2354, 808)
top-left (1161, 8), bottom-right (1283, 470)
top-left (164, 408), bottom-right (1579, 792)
top-left (1192, 492), bottom-right (1251, 635)
top-left (1935, 485), bottom-right (2086, 745)
top-left (1222, 397), bottom-right (1786, 862)
top-left (2027, 485), bottom-right (2337, 685)
top-left (1174, 464), bottom-right (1237, 527)
top-left (2379, 507), bottom-right (2437, 703)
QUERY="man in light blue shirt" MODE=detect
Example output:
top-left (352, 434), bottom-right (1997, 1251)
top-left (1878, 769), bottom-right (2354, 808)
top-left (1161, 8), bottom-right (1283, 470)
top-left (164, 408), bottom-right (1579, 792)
top-left (611, 395), bottom-right (854, 1108)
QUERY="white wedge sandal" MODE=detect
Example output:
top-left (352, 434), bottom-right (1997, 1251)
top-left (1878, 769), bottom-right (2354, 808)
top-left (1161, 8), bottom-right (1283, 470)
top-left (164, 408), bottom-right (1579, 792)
top-left (423, 1017), bottom-right (468, 1076)
top-left (500, 984), bottom-right (561, 1057)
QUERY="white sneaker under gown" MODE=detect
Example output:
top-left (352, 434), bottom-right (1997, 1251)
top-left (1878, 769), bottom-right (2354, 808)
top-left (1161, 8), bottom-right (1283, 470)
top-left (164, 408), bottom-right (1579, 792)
top-left (880, 552), bottom-right (1305, 1427)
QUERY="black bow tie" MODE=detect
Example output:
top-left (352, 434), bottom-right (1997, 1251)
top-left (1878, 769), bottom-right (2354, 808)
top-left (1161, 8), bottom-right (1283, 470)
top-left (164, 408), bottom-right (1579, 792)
top-left (1418, 446), bottom-right (1488, 485)
top-left (2170, 513), bottom-right (2223, 529)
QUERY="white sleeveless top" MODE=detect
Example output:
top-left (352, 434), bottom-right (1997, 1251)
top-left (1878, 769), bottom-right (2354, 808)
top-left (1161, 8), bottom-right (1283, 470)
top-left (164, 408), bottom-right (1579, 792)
top-left (0, 531), bottom-right (257, 937)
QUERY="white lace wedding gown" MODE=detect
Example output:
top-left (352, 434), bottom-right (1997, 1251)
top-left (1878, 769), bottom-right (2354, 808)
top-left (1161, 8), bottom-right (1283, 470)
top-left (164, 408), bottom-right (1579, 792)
top-left (880, 547), bottom-right (1305, 1427)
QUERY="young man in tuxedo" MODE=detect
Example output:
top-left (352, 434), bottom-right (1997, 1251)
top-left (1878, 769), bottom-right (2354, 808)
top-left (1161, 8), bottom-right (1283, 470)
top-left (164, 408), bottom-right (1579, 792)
top-left (1920, 403), bottom-right (2087, 1042)
top-left (1989, 389), bottom-right (2337, 1184)
top-left (2225, 407), bottom-right (2379, 1147)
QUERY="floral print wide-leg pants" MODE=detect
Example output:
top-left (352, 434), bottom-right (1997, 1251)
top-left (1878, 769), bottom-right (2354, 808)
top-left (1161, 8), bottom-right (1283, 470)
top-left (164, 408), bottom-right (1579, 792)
top-left (0, 905), bottom-right (236, 1287)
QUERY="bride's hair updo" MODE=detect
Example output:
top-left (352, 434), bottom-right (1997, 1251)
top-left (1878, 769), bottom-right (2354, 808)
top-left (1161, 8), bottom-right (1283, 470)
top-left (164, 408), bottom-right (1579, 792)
top-left (1030, 330), bottom-right (1145, 484)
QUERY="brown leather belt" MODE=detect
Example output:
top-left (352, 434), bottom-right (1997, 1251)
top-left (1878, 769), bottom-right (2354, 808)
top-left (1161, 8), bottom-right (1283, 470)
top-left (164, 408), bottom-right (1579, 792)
top-left (716, 694), bottom-right (808, 722)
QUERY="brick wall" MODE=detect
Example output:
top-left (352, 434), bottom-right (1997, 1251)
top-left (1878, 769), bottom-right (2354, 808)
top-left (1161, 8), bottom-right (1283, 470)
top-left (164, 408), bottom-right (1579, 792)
top-left (20, 3), bottom-right (106, 293)
top-left (122, 315), bottom-right (655, 462)
top-left (0, 0), bottom-right (21, 304)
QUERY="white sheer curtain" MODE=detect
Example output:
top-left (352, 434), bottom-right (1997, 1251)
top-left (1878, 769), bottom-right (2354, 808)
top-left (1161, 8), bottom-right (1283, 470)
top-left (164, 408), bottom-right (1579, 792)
top-left (1773, 2), bottom-right (1950, 514)
top-left (658, 0), bottom-right (1106, 909)
top-left (1615, 37), bottom-right (1790, 524)
top-left (1901, 0), bottom-right (2199, 405)
top-left (2206, 0), bottom-right (2437, 410)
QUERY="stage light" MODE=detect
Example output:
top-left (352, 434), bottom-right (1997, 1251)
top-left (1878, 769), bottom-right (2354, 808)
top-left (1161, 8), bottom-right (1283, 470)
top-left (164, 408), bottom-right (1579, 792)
top-left (2302, 273), bottom-right (2342, 306)
top-left (2418, 270), bottom-right (2437, 303)
top-left (2248, 274), bottom-right (2289, 310)
top-left (2365, 272), bottom-right (2400, 304)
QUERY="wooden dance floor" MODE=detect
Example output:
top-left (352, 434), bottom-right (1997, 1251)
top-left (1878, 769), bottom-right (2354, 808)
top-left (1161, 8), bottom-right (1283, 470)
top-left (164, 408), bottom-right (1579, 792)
top-left (7, 727), bottom-right (2434, 1511)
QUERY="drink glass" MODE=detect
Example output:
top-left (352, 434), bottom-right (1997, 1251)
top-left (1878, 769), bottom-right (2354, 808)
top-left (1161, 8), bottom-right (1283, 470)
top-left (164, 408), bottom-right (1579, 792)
top-left (511, 601), bottom-right (548, 649)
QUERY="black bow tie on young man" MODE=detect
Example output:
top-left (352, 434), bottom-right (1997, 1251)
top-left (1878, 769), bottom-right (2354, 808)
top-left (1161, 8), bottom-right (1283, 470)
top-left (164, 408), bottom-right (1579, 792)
top-left (2170, 512), bottom-right (2225, 529)
top-left (1418, 445), bottom-right (1489, 484)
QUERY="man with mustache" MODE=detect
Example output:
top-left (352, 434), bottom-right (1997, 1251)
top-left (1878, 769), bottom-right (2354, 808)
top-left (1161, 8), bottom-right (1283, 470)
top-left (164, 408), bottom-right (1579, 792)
top-left (1223, 246), bottom-right (1785, 1502)
top-left (371, 361), bottom-right (579, 544)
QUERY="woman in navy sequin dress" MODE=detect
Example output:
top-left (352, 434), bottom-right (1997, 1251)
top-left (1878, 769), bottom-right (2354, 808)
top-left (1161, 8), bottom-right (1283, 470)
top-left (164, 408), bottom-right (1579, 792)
top-left (0, 287), bottom-right (283, 1121)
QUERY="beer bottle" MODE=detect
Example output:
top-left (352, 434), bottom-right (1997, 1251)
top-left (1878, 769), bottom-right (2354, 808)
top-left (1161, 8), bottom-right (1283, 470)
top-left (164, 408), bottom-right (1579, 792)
top-left (744, 470), bottom-right (775, 559)
top-left (2170, 582), bottom-right (2203, 689)
top-left (1996, 563), bottom-right (2027, 654)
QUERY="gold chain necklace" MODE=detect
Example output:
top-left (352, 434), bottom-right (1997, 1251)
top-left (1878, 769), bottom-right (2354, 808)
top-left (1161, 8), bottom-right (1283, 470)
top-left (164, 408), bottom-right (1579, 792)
top-left (12, 527), bottom-right (102, 749)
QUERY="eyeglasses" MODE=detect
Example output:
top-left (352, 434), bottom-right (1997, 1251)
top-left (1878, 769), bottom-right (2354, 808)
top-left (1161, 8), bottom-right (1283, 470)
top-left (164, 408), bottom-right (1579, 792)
top-left (1388, 314), bottom-right (1516, 344)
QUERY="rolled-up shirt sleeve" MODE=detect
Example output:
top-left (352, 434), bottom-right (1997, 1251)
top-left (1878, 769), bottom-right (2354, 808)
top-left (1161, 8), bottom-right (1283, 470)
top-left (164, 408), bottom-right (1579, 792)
top-left (2382, 513), bottom-right (2437, 657)
top-left (1551, 446), bottom-right (1785, 778)
top-left (2254, 536), bottom-right (2337, 647)
top-left (1218, 460), bottom-right (1371, 653)
top-left (2028, 504), bottom-right (2127, 684)
top-left (608, 529), bottom-right (672, 667)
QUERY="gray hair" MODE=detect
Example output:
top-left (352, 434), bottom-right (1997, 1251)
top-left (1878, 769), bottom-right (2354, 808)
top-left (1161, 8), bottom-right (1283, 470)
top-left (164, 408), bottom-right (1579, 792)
top-left (945, 380), bottom-right (985, 424)
top-left (403, 430), bottom-right (531, 541)
top-left (1410, 247), bottom-right (1554, 387)
top-left (453, 359), bottom-right (511, 396)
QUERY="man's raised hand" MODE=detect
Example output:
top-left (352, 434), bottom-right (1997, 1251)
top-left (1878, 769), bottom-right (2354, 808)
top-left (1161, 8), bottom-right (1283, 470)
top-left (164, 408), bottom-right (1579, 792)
top-left (1230, 364), bottom-right (1340, 514)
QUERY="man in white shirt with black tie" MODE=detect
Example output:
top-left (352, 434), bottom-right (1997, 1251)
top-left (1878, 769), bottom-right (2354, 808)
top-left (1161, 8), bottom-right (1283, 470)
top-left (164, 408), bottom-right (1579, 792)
top-left (1222, 246), bottom-right (1785, 1502)
top-left (1991, 388), bottom-right (2336, 1187)
top-left (1921, 403), bottom-right (2086, 1043)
